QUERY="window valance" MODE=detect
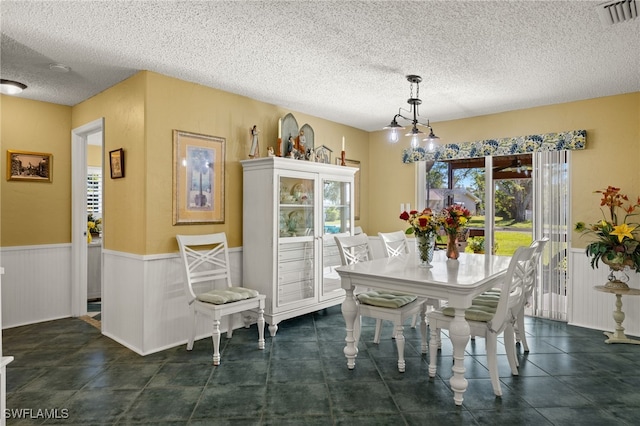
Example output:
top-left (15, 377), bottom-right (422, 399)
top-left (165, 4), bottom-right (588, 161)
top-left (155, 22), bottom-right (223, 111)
top-left (402, 129), bottom-right (586, 164)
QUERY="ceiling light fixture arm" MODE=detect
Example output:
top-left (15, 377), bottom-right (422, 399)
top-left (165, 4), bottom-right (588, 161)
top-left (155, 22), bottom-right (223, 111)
top-left (384, 74), bottom-right (439, 149)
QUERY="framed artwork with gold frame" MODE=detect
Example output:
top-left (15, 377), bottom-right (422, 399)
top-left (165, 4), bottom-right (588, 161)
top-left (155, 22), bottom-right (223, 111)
top-left (173, 130), bottom-right (225, 224)
top-left (6, 150), bottom-right (53, 182)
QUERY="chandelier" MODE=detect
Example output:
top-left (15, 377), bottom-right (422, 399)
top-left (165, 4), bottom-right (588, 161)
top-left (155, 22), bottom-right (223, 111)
top-left (384, 75), bottom-right (439, 150)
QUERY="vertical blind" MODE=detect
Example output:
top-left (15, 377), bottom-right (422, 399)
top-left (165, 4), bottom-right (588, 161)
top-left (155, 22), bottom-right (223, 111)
top-left (531, 150), bottom-right (570, 321)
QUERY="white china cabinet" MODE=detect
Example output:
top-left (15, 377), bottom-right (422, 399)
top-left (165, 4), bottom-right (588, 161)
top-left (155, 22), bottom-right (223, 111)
top-left (241, 157), bottom-right (356, 336)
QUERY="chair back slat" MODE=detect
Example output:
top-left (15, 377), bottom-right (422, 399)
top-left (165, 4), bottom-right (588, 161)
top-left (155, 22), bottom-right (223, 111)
top-left (524, 237), bottom-right (549, 298)
top-left (378, 230), bottom-right (410, 258)
top-left (334, 233), bottom-right (374, 266)
top-left (176, 233), bottom-right (233, 300)
top-left (488, 246), bottom-right (536, 333)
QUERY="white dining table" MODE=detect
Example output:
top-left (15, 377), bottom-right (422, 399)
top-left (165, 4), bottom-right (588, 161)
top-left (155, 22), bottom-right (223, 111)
top-left (336, 250), bottom-right (512, 405)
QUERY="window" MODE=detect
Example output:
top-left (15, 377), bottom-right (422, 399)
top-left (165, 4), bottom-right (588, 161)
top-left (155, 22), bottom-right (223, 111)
top-left (87, 166), bottom-right (102, 216)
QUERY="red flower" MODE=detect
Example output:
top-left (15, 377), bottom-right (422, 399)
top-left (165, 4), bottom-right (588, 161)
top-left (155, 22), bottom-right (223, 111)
top-left (399, 211), bottom-right (410, 221)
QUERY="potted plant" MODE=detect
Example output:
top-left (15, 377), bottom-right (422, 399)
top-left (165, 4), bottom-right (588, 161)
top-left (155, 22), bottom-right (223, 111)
top-left (87, 213), bottom-right (102, 239)
top-left (468, 236), bottom-right (485, 254)
top-left (575, 185), bottom-right (640, 289)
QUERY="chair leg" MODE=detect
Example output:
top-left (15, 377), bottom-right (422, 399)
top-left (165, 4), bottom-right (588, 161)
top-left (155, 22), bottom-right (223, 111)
top-left (486, 333), bottom-right (502, 396)
top-left (211, 319), bottom-right (222, 366)
top-left (428, 324), bottom-right (439, 378)
top-left (504, 324), bottom-right (519, 375)
top-left (420, 303), bottom-right (428, 354)
top-left (373, 319), bottom-right (383, 344)
top-left (227, 315), bottom-right (234, 339)
top-left (186, 308), bottom-right (196, 351)
top-left (411, 313), bottom-right (418, 329)
top-left (516, 306), bottom-right (529, 352)
top-left (257, 308), bottom-right (265, 350)
top-left (394, 322), bottom-right (406, 373)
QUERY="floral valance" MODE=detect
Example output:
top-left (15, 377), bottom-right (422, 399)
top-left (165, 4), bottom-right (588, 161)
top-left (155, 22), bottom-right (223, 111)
top-left (401, 129), bottom-right (586, 164)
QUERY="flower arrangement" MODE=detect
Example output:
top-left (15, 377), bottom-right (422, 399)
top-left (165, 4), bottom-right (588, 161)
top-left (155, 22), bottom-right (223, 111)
top-left (439, 204), bottom-right (472, 237)
top-left (88, 213), bottom-right (102, 235)
top-left (399, 208), bottom-right (439, 237)
top-left (575, 186), bottom-right (640, 272)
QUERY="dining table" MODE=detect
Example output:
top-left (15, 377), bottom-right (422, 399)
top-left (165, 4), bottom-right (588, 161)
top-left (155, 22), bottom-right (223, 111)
top-left (336, 250), bottom-right (512, 405)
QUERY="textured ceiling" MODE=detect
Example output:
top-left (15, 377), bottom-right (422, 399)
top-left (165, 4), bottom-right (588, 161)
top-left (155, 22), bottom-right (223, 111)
top-left (1, 1), bottom-right (639, 132)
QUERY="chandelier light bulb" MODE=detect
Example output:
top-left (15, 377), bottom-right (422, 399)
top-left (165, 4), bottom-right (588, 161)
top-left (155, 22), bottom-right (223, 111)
top-left (390, 128), bottom-right (399, 143)
top-left (411, 134), bottom-right (420, 149)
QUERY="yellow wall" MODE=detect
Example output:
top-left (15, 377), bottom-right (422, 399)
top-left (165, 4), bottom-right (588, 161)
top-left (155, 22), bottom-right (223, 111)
top-left (0, 96), bottom-right (72, 246)
top-left (368, 92), bottom-right (640, 249)
top-left (71, 71), bottom-right (369, 254)
top-left (3, 76), bottom-right (637, 254)
top-left (72, 72), bottom-right (147, 254)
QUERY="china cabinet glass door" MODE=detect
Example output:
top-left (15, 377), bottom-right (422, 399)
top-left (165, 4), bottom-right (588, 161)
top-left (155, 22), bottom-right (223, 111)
top-left (321, 177), bottom-right (352, 298)
top-left (277, 175), bottom-right (315, 307)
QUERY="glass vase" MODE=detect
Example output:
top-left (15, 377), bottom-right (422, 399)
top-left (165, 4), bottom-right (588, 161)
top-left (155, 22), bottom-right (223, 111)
top-left (416, 234), bottom-right (435, 268)
top-left (446, 236), bottom-right (460, 260)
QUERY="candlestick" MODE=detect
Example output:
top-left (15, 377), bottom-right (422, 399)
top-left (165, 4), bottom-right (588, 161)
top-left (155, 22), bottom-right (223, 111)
top-left (341, 150), bottom-right (346, 166)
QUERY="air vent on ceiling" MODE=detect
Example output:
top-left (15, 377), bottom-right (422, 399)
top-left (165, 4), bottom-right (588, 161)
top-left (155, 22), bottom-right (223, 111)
top-left (596, 0), bottom-right (638, 26)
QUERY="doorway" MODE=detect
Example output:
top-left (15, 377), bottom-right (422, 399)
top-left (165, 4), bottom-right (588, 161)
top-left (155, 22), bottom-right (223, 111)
top-left (71, 118), bottom-right (104, 322)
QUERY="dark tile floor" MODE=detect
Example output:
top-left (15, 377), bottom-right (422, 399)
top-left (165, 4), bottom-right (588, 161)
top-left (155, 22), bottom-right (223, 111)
top-left (4, 305), bottom-right (640, 425)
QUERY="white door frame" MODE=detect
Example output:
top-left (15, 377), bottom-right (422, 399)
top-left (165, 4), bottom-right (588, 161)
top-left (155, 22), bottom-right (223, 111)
top-left (71, 118), bottom-right (104, 317)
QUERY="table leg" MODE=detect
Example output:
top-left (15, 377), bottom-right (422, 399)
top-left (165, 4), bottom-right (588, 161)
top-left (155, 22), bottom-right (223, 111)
top-left (342, 285), bottom-right (359, 369)
top-left (604, 294), bottom-right (640, 345)
top-left (448, 307), bottom-right (470, 406)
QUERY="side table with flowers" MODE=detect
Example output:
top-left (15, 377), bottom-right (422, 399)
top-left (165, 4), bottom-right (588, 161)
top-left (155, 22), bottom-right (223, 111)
top-left (576, 186), bottom-right (640, 345)
top-left (439, 205), bottom-right (472, 260)
top-left (575, 185), bottom-right (640, 290)
top-left (400, 208), bottom-right (439, 268)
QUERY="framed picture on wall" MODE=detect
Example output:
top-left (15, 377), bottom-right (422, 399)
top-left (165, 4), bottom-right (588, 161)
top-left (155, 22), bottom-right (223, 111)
top-left (6, 150), bottom-right (53, 182)
top-left (173, 130), bottom-right (225, 224)
top-left (109, 148), bottom-right (125, 179)
top-left (336, 158), bottom-right (361, 220)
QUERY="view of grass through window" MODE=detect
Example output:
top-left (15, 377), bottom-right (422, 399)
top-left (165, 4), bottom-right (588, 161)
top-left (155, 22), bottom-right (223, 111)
top-left (429, 155), bottom-right (533, 256)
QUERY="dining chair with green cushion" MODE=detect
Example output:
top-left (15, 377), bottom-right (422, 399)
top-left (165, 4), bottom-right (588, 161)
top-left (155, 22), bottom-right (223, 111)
top-left (378, 230), bottom-right (442, 348)
top-left (428, 245), bottom-right (536, 396)
top-left (176, 232), bottom-right (266, 365)
top-left (335, 233), bottom-right (427, 372)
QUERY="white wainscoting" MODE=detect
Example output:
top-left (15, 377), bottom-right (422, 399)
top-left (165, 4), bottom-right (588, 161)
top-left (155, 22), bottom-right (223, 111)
top-left (569, 248), bottom-right (640, 337)
top-left (0, 244), bottom-right (72, 328)
top-left (4, 243), bottom-right (637, 354)
top-left (101, 247), bottom-right (247, 356)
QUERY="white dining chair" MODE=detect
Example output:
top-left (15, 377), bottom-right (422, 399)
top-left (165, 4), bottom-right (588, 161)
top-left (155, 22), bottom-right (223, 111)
top-left (515, 237), bottom-right (549, 352)
top-left (335, 233), bottom-right (427, 372)
top-left (176, 232), bottom-right (266, 365)
top-left (428, 245), bottom-right (536, 396)
top-left (378, 230), bottom-right (442, 342)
